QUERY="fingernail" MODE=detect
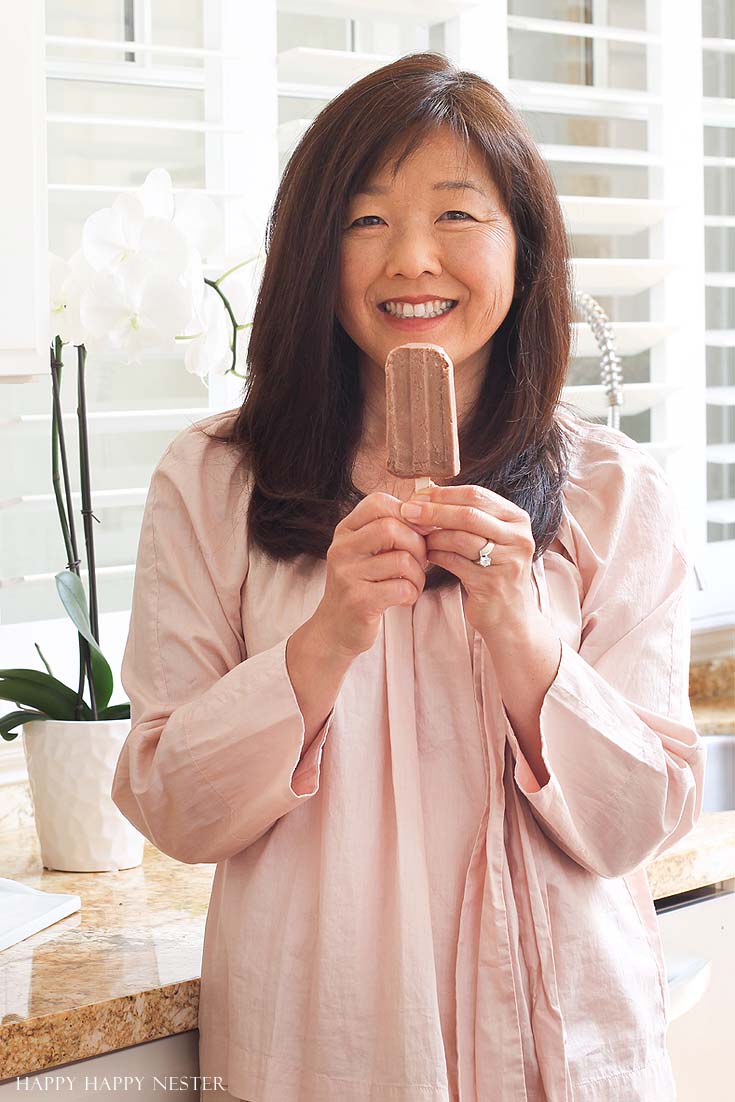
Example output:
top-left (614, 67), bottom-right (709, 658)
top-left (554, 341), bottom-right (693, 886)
top-left (401, 502), bottom-right (424, 519)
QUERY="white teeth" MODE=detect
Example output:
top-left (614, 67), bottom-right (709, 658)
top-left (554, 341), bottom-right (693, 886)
top-left (382, 298), bottom-right (455, 319)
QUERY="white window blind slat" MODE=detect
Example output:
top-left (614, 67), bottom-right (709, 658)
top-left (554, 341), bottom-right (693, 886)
top-left (45, 33), bottom-right (245, 60)
top-left (276, 0), bottom-right (480, 19)
top-left (46, 58), bottom-right (208, 90)
top-left (562, 382), bottom-right (682, 419)
top-left (572, 322), bottom-right (674, 357)
top-left (278, 45), bottom-right (395, 85)
top-left (707, 445), bottom-right (735, 462)
top-left (541, 143), bottom-right (661, 165)
top-left (706, 330), bottom-right (735, 346)
top-left (1, 564), bottom-right (135, 591)
top-left (48, 183), bottom-right (244, 196)
top-left (707, 501), bottom-right (735, 524)
top-left (571, 258), bottom-right (675, 294)
top-left (508, 79), bottom-right (661, 119)
top-left (703, 37), bottom-right (735, 54)
top-left (1, 489), bottom-right (148, 513)
top-left (2, 407), bottom-right (211, 433)
top-left (560, 195), bottom-right (671, 233)
top-left (702, 97), bottom-right (735, 126)
top-left (506, 16), bottom-right (658, 46)
top-left (47, 112), bottom-right (249, 134)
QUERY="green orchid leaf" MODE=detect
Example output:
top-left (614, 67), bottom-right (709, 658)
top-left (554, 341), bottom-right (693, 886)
top-left (55, 570), bottom-right (114, 712)
top-left (1, 709), bottom-right (47, 741)
top-left (0, 669), bottom-right (93, 720)
top-left (98, 703), bottom-right (131, 721)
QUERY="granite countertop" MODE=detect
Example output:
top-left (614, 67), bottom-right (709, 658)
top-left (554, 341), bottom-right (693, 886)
top-left (0, 808), bottom-right (215, 1083)
top-left (687, 694), bottom-right (735, 735)
top-left (1, 676), bottom-right (734, 1083)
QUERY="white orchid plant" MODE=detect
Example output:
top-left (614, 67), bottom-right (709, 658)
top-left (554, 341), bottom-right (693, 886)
top-left (1, 169), bottom-right (263, 741)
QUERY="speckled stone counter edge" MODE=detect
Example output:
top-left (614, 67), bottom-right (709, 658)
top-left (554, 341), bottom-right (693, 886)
top-left (0, 980), bottom-right (199, 1082)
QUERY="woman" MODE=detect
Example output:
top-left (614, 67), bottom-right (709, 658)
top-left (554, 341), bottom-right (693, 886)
top-left (111, 53), bottom-right (705, 1102)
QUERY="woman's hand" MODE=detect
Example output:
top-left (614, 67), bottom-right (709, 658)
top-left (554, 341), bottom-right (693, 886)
top-left (313, 492), bottom-right (429, 659)
top-left (399, 484), bottom-right (538, 637)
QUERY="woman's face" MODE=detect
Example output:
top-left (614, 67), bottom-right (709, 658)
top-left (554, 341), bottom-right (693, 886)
top-left (336, 126), bottom-right (517, 381)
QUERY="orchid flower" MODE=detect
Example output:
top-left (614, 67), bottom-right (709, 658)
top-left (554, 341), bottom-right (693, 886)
top-left (57, 167), bottom-right (257, 378)
top-left (82, 192), bottom-right (190, 280)
top-left (136, 167), bottom-right (223, 258)
top-left (79, 254), bottom-right (193, 366)
top-left (48, 249), bottom-right (95, 346)
top-left (181, 281), bottom-right (232, 379)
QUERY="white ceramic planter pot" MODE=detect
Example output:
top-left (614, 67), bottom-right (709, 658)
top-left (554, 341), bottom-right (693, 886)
top-left (21, 718), bottom-right (145, 872)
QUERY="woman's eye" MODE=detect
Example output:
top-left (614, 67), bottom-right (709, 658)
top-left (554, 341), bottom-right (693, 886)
top-left (346, 210), bottom-right (474, 230)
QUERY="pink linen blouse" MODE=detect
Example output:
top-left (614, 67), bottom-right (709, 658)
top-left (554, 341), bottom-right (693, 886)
top-left (111, 407), bottom-right (706, 1102)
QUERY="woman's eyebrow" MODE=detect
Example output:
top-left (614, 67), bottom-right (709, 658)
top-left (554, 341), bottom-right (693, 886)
top-left (354, 179), bottom-right (489, 198)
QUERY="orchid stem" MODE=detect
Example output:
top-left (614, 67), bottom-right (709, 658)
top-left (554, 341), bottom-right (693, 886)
top-left (77, 344), bottom-right (99, 721)
top-left (214, 254), bottom-right (258, 285)
top-left (50, 338), bottom-right (96, 720)
top-left (204, 277), bottom-right (239, 373)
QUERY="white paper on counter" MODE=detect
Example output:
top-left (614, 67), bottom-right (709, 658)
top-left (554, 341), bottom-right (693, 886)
top-left (0, 876), bottom-right (81, 952)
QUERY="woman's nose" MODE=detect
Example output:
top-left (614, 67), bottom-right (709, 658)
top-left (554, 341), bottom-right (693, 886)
top-left (384, 229), bottom-right (443, 280)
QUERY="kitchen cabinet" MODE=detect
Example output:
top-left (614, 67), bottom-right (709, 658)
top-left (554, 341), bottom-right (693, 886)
top-left (658, 885), bottom-right (735, 1101)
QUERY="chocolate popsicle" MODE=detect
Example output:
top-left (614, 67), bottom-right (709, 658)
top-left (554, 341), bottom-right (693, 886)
top-left (385, 343), bottom-right (460, 497)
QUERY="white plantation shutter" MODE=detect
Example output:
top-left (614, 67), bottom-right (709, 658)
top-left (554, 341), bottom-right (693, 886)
top-left (1, 0), bottom-right (732, 779)
top-left (505, 0), bottom-right (721, 629)
top-left (0, 1), bottom-right (276, 709)
top-left (0, 3), bottom-right (48, 380)
top-left (701, 0), bottom-right (735, 632)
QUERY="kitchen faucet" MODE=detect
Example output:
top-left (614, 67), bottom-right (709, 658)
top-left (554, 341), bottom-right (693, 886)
top-left (574, 291), bottom-right (705, 593)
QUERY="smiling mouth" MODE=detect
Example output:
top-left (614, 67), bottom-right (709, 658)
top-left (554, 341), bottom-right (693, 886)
top-left (379, 300), bottom-right (459, 320)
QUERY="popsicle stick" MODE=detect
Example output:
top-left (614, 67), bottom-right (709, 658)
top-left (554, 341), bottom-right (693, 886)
top-left (413, 476), bottom-right (434, 497)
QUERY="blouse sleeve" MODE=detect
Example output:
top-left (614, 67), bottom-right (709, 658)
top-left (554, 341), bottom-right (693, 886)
top-left (111, 427), bottom-right (334, 865)
top-left (504, 424), bottom-right (707, 880)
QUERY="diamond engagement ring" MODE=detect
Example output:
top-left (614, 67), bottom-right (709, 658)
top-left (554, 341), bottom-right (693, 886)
top-left (475, 540), bottom-right (495, 568)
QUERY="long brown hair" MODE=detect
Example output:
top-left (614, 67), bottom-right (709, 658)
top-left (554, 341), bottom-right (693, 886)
top-left (197, 51), bottom-right (586, 591)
